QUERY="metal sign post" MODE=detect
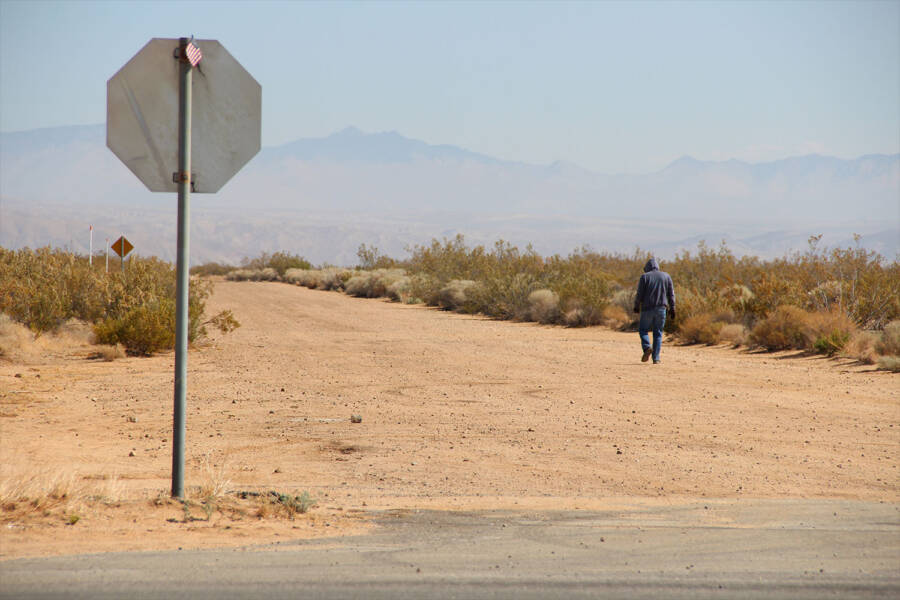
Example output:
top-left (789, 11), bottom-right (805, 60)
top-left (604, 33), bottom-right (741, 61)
top-left (171, 37), bottom-right (193, 499)
top-left (107, 37), bottom-right (261, 499)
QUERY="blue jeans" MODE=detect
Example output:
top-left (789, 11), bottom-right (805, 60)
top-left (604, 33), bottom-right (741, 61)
top-left (639, 306), bottom-right (667, 362)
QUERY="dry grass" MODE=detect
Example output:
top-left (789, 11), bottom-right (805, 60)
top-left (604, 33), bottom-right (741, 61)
top-left (0, 316), bottom-right (98, 363)
top-left (876, 320), bottom-right (900, 356)
top-left (719, 323), bottom-right (749, 347)
top-left (91, 343), bottom-right (125, 361)
top-left (0, 468), bottom-right (125, 523)
top-left (844, 331), bottom-right (880, 364)
top-left (194, 453), bottom-right (232, 502)
top-left (877, 355), bottom-right (900, 372)
top-left (601, 304), bottom-right (630, 329)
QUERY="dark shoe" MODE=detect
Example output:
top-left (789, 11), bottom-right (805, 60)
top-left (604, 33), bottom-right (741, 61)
top-left (653, 359), bottom-right (661, 364)
top-left (641, 349), bottom-right (651, 362)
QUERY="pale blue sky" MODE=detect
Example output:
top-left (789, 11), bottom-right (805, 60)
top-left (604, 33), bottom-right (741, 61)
top-left (1, 0), bottom-right (897, 173)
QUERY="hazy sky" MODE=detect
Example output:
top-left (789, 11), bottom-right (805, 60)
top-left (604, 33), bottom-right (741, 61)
top-left (1, 0), bottom-right (897, 173)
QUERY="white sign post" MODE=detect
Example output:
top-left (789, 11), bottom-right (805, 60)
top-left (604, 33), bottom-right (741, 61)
top-left (107, 37), bottom-right (261, 498)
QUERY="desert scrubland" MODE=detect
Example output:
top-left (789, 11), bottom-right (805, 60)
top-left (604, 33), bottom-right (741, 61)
top-left (1, 268), bottom-right (897, 558)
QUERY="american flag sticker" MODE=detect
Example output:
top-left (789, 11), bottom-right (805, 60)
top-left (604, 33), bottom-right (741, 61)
top-left (185, 42), bottom-right (202, 67)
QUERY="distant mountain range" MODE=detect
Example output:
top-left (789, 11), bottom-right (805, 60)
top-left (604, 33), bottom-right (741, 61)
top-left (1, 124), bottom-right (898, 265)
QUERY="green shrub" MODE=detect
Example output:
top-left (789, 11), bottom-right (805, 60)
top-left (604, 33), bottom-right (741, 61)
top-left (813, 330), bottom-right (852, 356)
top-left (94, 299), bottom-right (175, 356)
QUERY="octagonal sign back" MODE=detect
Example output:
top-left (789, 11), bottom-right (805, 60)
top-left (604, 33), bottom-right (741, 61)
top-left (107, 38), bottom-right (261, 193)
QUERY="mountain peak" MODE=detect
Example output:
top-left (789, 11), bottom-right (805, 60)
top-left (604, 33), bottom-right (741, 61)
top-left (665, 155), bottom-right (704, 170)
top-left (332, 126), bottom-right (364, 138)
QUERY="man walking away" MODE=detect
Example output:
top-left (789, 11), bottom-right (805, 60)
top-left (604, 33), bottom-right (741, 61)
top-left (633, 258), bottom-right (675, 364)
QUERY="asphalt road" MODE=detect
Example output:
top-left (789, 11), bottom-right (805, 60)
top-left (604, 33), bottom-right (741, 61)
top-left (2, 499), bottom-right (898, 600)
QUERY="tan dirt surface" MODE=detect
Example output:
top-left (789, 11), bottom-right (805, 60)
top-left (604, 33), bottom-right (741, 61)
top-left (2, 279), bottom-right (897, 559)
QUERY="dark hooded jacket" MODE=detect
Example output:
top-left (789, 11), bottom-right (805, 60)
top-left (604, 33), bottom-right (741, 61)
top-left (634, 258), bottom-right (675, 312)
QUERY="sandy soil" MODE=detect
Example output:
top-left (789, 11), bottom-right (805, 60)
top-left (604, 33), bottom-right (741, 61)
top-left (1, 279), bottom-right (897, 559)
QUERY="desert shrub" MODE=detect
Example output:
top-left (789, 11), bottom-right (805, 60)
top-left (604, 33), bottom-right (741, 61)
top-left (257, 268), bottom-right (279, 281)
top-left (876, 355), bottom-right (900, 372)
top-left (474, 272), bottom-right (539, 320)
top-left (610, 288), bottom-right (635, 315)
top-left (720, 284), bottom-right (754, 314)
top-left (283, 268), bottom-right (317, 287)
top-left (0, 313), bottom-right (29, 358)
top-left (225, 269), bottom-right (254, 281)
top-left (719, 323), bottom-right (749, 346)
top-left (876, 320), bottom-right (900, 356)
top-left (844, 331), bottom-right (880, 364)
top-left (608, 288), bottom-right (638, 328)
top-left (319, 268), bottom-right (353, 291)
top-left (0, 247), bottom-right (237, 355)
top-left (386, 276), bottom-right (413, 303)
top-left (808, 280), bottom-right (845, 312)
top-left (92, 343), bottom-right (126, 361)
top-left (407, 273), bottom-right (441, 305)
top-left (343, 272), bottom-right (373, 297)
top-left (805, 310), bottom-right (857, 356)
top-left (436, 279), bottom-right (479, 311)
top-left (94, 299), bottom-right (175, 356)
top-left (525, 289), bottom-right (560, 324)
top-left (344, 269), bottom-right (406, 298)
top-left (678, 313), bottom-right (725, 345)
top-left (241, 251), bottom-right (311, 277)
top-left (749, 305), bottom-right (811, 351)
top-left (601, 304), bottom-right (630, 329)
top-left (226, 268), bottom-right (278, 282)
top-left (357, 244), bottom-right (398, 270)
top-left (813, 330), bottom-right (852, 356)
top-left (190, 262), bottom-right (235, 277)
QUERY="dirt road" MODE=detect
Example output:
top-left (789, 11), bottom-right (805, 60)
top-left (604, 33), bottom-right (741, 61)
top-left (1, 279), bottom-right (897, 558)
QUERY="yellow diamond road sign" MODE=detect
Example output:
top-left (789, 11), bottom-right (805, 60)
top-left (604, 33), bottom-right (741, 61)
top-left (111, 236), bottom-right (134, 258)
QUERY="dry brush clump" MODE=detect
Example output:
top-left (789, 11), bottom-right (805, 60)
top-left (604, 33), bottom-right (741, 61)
top-left (344, 269), bottom-right (407, 298)
top-left (526, 289), bottom-right (560, 324)
top-left (875, 320), bottom-right (900, 372)
top-left (0, 247), bottom-right (238, 356)
top-left (225, 267), bottom-right (279, 282)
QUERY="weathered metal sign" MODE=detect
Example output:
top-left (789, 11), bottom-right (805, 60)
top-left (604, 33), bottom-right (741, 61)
top-left (107, 38), bottom-right (261, 193)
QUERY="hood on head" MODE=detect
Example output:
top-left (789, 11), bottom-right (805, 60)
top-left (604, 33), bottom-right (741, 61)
top-left (644, 258), bottom-right (659, 273)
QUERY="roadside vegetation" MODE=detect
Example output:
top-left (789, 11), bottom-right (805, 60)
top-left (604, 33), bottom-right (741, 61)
top-left (0, 247), bottom-right (239, 356)
top-left (219, 235), bottom-right (900, 370)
